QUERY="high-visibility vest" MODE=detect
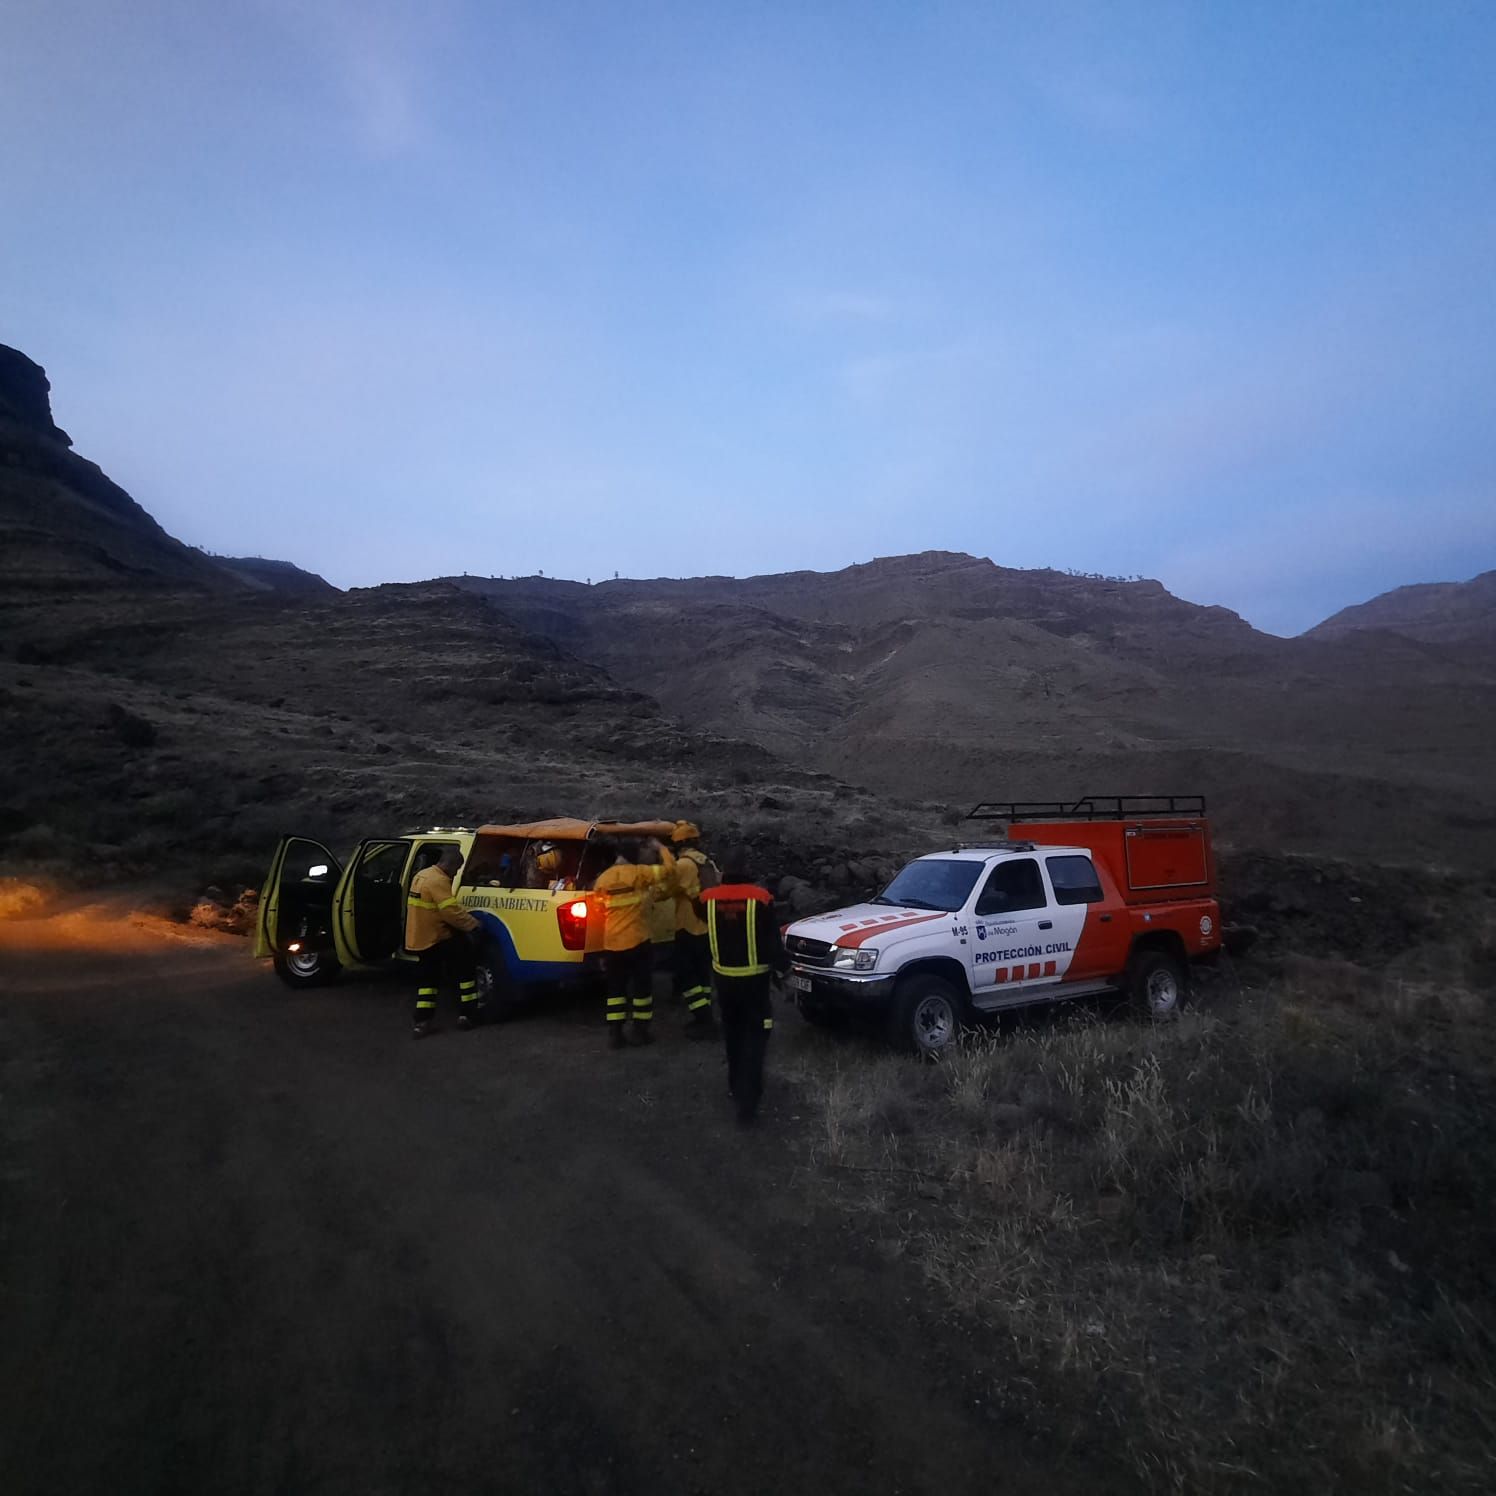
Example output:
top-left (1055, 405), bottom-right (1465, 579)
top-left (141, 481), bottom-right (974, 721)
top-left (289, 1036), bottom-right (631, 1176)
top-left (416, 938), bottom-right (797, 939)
top-left (704, 884), bottom-right (774, 977)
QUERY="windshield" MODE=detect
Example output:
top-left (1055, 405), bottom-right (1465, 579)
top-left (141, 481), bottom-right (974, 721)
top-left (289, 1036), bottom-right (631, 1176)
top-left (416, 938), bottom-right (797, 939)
top-left (874, 859), bottom-right (983, 913)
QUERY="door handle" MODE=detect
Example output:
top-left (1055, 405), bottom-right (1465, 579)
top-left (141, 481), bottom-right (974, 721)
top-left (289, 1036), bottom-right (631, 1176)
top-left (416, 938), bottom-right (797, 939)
top-left (1038, 920), bottom-right (1052, 930)
top-left (1100, 914), bottom-right (1112, 923)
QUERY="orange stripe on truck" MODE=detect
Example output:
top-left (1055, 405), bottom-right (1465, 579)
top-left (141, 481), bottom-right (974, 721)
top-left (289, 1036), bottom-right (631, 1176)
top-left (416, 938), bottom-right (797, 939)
top-left (834, 913), bottom-right (945, 949)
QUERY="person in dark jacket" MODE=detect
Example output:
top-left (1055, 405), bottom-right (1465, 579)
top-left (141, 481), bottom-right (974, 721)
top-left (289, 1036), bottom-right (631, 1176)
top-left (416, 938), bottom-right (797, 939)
top-left (702, 848), bottom-right (790, 1124)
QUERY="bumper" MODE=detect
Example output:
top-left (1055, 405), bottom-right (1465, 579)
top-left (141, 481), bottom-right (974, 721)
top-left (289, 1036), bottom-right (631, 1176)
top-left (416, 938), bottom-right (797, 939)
top-left (787, 965), bottom-right (896, 1008)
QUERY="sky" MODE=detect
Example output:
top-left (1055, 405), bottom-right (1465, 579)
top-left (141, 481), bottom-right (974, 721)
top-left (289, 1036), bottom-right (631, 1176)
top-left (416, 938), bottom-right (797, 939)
top-left (3, 1), bottom-right (1494, 635)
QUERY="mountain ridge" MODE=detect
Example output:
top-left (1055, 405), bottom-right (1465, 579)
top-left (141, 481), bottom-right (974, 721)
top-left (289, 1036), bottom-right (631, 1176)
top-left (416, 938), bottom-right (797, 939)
top-left (1307, 570), bottom-right (1496, 647)
top-left (5, 339), bottom-right (1495, 872)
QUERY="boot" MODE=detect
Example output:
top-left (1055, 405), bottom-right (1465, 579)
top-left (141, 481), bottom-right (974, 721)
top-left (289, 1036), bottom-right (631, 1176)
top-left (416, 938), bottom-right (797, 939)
top-left (608, 1024), bottom-right (627, 1049)
top-left (412, 1020), bottom-right (437, 1040)
top-left (457, 1002), bottom-right (488, 1031)
top-left (629, 1022), bottom-right (654, 1047)
top-left (685, 1009), bottom-right (717, 1040)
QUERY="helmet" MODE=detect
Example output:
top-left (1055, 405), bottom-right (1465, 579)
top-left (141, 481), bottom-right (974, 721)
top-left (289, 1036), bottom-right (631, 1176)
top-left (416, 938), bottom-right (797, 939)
top-left (671, 820), bottom-right (701, 844)
top-left (535, 843), bottom-right (561, 876)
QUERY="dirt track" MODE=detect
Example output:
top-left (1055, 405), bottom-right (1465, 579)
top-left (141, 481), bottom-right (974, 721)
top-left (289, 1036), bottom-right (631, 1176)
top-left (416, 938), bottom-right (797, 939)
top-left (0, 909), bottom-right (1112, 1496)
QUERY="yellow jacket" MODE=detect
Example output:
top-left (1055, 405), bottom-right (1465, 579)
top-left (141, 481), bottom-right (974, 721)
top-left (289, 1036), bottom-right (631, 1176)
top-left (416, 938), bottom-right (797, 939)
top-left (594, 848), bottom-right (676, 952)
top-left (405, 865), bottom-right (479, 952)
top-left (672, 847), bottom-right (710, 937)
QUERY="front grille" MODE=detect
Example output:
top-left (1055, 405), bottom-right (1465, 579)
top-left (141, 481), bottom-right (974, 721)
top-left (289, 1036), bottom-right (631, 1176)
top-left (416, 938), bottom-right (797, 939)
top-left (788, 935), bottom-right (834, 967)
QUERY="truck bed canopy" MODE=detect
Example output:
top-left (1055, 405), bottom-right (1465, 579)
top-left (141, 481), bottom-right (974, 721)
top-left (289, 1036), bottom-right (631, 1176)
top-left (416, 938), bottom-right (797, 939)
top-left (474, 818), bottom-right (678, 842)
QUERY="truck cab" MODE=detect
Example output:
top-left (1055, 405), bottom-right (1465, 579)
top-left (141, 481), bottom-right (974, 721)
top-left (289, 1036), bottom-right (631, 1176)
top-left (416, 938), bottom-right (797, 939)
top-left (784, 797), bottom-right (1221, 1055)
top-left (253, 817), bottom-right (681, 1011)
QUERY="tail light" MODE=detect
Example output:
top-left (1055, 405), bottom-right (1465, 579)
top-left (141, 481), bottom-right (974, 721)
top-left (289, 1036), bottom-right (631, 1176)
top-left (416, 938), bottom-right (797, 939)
top-left (556, 898), bottom-right (589, 950)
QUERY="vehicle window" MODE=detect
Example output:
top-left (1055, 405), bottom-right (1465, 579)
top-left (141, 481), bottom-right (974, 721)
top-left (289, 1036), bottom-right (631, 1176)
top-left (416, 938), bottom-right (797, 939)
top-left (974, 858), bottom-right (1046, 916)
top-left (356, 842), bottom-right (406, 887)
top-left (877, 859), bottom-right (984, 912)
top-left (1046, 854), bottom-right (1103, 905)
top-left (464, 835), bottom-right (526, 887)
top-left (410, 840), bottom-right (462, 882)
top-left (281, 840), bottom-right (335, 884)
top-left (578, 839), bottom-right (620, 890)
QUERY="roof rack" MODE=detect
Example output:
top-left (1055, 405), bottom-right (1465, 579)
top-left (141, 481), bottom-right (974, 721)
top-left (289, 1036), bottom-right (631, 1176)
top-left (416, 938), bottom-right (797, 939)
top-left (948, 839), bottom-right (1037, 853)
top-left (965, 795), bottom-right (1206, 823)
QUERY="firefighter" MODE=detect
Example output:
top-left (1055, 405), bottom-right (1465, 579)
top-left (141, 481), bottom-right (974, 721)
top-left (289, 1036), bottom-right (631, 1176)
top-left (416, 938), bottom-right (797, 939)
top-left (702, 849), bottom-right (790, 1124)
top-left (669, 820), bottom-right (718, 1037)
top-left (405, 846), bottom-right (486, 1039)
top-left (594, 836), bottom-right (677, 1048)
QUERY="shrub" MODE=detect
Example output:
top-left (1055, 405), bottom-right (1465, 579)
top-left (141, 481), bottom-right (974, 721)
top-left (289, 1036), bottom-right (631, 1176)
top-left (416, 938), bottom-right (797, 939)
top-left (783, 979), bottom-right (1496, 1493)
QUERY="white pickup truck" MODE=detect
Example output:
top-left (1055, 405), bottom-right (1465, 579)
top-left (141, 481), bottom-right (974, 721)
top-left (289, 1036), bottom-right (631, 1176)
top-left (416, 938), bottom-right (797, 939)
top-left (783, 799), bottom-right (1222, 1055)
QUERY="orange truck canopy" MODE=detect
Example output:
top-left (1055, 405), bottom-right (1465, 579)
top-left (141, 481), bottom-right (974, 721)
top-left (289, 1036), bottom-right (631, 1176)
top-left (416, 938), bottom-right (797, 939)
top-left (966, 796), bottom-right (1216, 907)
top-left (475, 818), bottom-right (678, 842)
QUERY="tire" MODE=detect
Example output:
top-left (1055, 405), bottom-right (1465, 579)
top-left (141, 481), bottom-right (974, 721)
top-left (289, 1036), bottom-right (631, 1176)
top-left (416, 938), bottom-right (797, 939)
top-left (1129, 947), bottom-right (1186, 1019)
top-left (798, 997), bottom-right (844, 1029)
top-left (272, 948), bottom-right (342, 989)
top-left (473, 950), bottom-right (521, 1018)
top-left (889, 973), bottom-right (966, 1057)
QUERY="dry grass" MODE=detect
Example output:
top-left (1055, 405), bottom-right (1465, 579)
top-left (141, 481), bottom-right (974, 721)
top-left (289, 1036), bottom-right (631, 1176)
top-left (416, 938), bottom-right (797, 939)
top-left (781, 966), bottom-right (1496, 1493)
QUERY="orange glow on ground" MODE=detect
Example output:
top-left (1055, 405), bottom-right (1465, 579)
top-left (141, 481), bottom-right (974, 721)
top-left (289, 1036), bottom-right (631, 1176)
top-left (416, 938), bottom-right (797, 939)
top-left (0, 889), bottom-right (242, 956)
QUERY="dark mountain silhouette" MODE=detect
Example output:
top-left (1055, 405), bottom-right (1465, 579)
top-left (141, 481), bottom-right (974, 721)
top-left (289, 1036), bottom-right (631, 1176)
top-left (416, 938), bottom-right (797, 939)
top-left (0, 344), bottom-right (329, 596)
top-left (217, 556), bottom-right (339, 595)
top-left (1307, 571), bottom-right (1496, 648)
top-left (445, 558), bottom-right (1496, 866)
top-left (4, 340), bottom-right (1494, 876)
top-left (0, 345), bottom-right (902, 889)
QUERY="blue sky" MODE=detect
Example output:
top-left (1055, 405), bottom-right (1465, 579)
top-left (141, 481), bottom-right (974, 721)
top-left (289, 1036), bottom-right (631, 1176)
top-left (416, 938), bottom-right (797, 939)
top-left (4, 1), bottom-right (1494, 634)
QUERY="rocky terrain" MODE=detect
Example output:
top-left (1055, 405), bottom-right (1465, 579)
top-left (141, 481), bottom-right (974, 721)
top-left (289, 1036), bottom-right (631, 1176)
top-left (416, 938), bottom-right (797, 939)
top-left (4, 338), bottom-right (1495, 896)
top-left (445, 559), bottom-right (1496, 869)
top-left (0, 345), bottom-right (933, 897)
top-left (1308, 568), bottom-right (1496, 648)
top-left (5, 342), bottom-right (1495, 1496)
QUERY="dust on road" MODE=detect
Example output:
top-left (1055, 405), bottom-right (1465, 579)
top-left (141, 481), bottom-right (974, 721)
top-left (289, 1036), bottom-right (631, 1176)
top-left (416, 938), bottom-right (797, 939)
top-left (0, 907), bottom-right (1113, 1496)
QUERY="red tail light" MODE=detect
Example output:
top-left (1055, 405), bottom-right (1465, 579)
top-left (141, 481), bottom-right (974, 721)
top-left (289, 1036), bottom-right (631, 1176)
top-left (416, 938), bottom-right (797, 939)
top-left (557, 898), bottom-right (589, 950)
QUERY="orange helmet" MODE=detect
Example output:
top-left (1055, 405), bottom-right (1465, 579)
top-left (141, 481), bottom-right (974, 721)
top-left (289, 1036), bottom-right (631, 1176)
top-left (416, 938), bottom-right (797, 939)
top-left (671, 820), bottom-right (701, 844)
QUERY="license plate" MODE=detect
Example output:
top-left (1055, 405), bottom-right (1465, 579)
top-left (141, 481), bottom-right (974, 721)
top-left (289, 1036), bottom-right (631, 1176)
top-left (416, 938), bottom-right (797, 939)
top-left (789, 972), bottom-right (813, 993)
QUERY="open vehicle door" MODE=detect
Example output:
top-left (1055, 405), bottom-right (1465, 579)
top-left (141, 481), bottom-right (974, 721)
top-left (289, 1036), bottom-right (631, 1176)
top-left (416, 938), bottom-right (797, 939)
top-left (253, 835), bottom-right (344, 988)
top-left (331, 839), bottom-right (410, 968)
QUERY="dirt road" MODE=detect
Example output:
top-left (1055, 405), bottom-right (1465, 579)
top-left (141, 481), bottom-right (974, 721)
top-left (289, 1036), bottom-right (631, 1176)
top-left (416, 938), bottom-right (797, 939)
top-left (0, 907), bottom-right (1113, 1496)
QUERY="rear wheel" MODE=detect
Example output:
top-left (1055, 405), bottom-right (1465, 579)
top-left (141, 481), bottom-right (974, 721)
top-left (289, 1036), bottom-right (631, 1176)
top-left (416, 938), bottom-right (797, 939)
top-left (474, 950), bottom-right (521, 1018)
top-left (889, 973), bottom-right (966, 1057)
top-left (1129, 947), bottom-right (1186, 1019)
top-left (272, 948), bottom-right (342, 989)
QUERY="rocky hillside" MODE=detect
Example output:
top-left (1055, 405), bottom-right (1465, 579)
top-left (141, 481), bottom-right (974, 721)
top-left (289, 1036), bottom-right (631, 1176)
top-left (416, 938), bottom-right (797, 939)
top-left (447, 558), bottom-right (1496, 868)
top-left (6, 339), bottom-right (1494, 883)
top-left (1307, 570), bottom-right (1496, 648)
top-left (1, 573), bottom-right (921, 892)
top-left (0, 345), bottom-right (233, 592)
top-left (216, 556), bottom-right (339, 595)
top-left (0, 344), bottom-right (327, 597)
top-left (0, 346), bottom-right (925, 893)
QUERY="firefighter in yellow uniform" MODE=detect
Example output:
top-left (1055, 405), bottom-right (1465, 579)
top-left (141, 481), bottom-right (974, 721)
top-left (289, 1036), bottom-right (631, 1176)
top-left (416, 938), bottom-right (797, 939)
top-left (669, 820), bottom-right (717, 1036)
top-left (594, 836), bottom-right (677, 1048)
top-left (405, 846), bottom-right (485, 1039)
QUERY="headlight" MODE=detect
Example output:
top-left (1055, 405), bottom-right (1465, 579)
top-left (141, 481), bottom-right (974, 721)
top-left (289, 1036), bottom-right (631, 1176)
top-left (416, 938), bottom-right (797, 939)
top-left (831, 946), bottom-right (879, 972)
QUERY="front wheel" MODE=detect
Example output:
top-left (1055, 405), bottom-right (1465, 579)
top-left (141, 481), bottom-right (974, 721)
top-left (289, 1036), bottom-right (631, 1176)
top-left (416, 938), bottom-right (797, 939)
top-left (889, 974), bottom-right (966, 1057)
top-left (798, 997), bottom-right (845, 1029)
top-left (1129, 948), bottom-right (1186, 1019)
top-left (272, 948), bottom-right (342, 989)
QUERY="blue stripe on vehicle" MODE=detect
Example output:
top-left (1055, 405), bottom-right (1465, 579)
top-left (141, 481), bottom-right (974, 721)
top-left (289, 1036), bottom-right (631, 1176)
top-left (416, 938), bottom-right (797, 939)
top-left (469, 912), bottom-right (586, 985)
